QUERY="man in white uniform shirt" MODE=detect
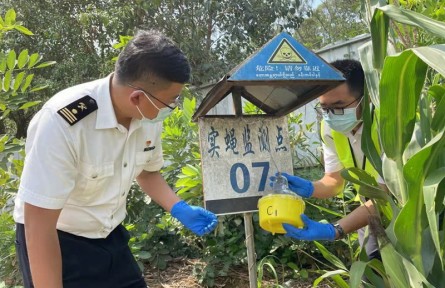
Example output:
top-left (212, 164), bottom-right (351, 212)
top-left (14, 30), bottom-right (217, 288)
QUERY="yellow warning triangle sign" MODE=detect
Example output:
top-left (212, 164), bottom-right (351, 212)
top-left (268, 39), bottom-right (306, 64)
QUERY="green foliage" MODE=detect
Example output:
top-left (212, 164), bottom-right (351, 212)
top-left (125, 214), bottom-right (193, 271)
top-left (0, 8), bottom-right (55, 136)
top-left (0, 213), bottom-right (20, 286)
top-left (288, 112), bottom-right (321, 168)
top-left (331, 1), bottom-right (445, 286)
top-left (295, 0), bottom-right (368, 50)
top-left (257, 255), bottom-right (284, 288)
top-left (162, 90), bottom-right (202, 203)
top-left (0, 136), bottom-right (25, 286)
top-left (138, 0), bottom-right (306, 85)
top-left (0, 9), bottom-right (53, 286)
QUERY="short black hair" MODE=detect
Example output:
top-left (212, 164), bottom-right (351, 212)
top-left (330, 59), bottom-right (364, 98)
top-left (115, 29), bottom-right (190, 85)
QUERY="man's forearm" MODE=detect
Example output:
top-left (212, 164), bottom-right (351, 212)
top-left (24, 203), bottom-right (63, 288)
top-left (25, 226), bottom-right (63, 288)
top-left (136, 170), bottom-right (181, 211)
top-left (335, 200), bottom-right (375, 237)
top-left (312, 172), bottom-right (345, 199)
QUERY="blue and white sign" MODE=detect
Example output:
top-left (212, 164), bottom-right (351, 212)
top-left (229, 32), bottom-right (344, 81)
top-left (199, 116), bottom-right (293, 215)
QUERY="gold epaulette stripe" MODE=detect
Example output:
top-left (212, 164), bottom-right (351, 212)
top-left (57, 95), bottom-right (98, 126)
top-left (59, 108), bottom-right (77, 123)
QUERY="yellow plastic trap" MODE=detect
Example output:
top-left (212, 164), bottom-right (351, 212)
top-left (258, 194), bottom-right (305, 234)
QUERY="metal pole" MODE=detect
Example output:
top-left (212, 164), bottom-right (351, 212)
top-left (233, 87), bottom-right (256, 287)
top-left (244, 212), bottom-right (257, 288)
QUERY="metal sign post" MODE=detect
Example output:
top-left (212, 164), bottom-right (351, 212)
top-left (244, 212), bottom-right (256, 288)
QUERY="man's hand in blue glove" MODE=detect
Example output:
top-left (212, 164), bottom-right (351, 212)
top-left (283, 214), bottom-right (335, 241)
top-left (171, 200), bottom-right (218, 236)
top-left (269, 172), bottom-right (314, 198)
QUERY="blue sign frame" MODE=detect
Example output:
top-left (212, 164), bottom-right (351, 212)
top-left (229, 32), bottom-right (344, 81)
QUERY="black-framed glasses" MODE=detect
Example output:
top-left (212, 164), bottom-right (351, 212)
top-left (314, 96), bottom-right (363, 115)
top-left (127, 83), bottom-right (180, 110)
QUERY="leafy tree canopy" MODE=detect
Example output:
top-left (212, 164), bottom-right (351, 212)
top-left (294, 0), bottom-right (368, 50)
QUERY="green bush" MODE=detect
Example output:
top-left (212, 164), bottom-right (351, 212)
top-left (0, 9), bottom-right (55, 286)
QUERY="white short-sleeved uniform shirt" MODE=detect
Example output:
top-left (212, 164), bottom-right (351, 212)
top-left (321, 122), bottom-right (384, 184)
top-left (14, 74), bottom-right (164, 238)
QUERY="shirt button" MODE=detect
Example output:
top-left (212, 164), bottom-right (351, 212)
top-left (123, 162), bottom-right (128, 167)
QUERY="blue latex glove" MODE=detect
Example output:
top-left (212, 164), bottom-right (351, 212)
top-left (269, 172), bottom-right (314, 198)
top-left (171, 200), bottom-right (218, 236)
top-left (283, 214), bottom-right (335, 241)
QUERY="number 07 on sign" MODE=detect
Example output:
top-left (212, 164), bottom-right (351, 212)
top-left (198, 116), bottom-right (293, 215)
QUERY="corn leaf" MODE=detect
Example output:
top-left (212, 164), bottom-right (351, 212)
top-left (396, 129), bottom-right (445, 271)
top-left (431, 93), bottom-right (445, 133)
top-left (341, 168), bottom-right (388, 201)
top-left (423, 167), bottom-right (445, 268)
top-left (378, 5), bottom-right (445, 39)
top-left (349, 261), bottom-right (367, 288)
top-left (412, 45), bottom-right (445, 81)
top-left (371, 5), bottom-right (445, 69)
top-left (370, 7), bottom-right (389, 70)
top-left (359, 41), bottom-right (381, 107)
top-left (361, 92), bottom-right (383, 177)
top-left (314, 241), bottom-right (347, 271)
top-left (380, 49), bottom-right (427, 160)
top-left (313, 269), bottom-right (348, 288)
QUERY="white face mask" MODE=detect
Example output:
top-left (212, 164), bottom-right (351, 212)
top-left (136, 92), bottom-right (173, 123)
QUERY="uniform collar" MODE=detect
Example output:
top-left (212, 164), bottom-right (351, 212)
top-left (95, 73), bottom-right (120, 129)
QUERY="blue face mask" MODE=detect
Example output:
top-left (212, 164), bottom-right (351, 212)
top-left (323, 99), bottom-right (362, 134)
top-left (136, 92), bottom-right (173, 123)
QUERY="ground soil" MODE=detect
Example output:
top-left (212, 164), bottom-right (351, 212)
top-left (143, 258), bottom-right (325, 288)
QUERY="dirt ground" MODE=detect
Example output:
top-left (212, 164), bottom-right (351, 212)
top-left (143, 258), bottom-right (324, 288)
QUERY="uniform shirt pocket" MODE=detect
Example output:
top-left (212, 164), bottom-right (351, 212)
top-left (73, 161), bottom-right (114, 204)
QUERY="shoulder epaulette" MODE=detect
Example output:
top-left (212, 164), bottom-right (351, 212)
top-left (57, 95), bottom-right (98, 125)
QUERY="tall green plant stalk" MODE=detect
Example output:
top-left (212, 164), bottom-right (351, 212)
top-left (342, 1), bottom-right (445, 286)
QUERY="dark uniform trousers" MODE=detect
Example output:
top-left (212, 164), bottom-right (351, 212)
top-left (15, 223), bottom-right (147, 288)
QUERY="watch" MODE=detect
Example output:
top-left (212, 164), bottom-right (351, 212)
top-left (333, 223), bottom-right (346, 240)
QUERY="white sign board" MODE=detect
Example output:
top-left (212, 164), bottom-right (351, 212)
top-left (198, 116), bottom-right (293, 215)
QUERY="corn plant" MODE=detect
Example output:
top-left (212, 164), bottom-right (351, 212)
top-left (337, 1), bottom-right (445, 287)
